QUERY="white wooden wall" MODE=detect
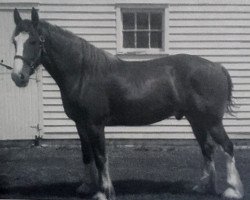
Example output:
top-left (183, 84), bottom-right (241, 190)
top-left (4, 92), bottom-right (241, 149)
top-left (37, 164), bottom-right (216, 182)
top-left (0, 2), bottom-right (42, 140)
top-left (1, 0), bottom-right (250, 140)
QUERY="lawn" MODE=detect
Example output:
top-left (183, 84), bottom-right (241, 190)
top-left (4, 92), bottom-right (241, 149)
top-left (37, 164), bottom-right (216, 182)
top-left (0, 141), bottom-right (249, 200)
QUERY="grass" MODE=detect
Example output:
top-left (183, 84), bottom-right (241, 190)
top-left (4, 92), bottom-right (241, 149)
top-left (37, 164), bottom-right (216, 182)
top-left (0, 143), bottom-right (249, 200)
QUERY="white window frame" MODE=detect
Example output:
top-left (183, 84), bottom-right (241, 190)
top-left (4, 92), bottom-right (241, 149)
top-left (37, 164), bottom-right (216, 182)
top-left (116, 4), bottom-right (169, 55)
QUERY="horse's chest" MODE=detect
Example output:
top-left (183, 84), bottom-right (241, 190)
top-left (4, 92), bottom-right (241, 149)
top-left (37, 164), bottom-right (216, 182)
top-left (61, 88), bottom-right (110, 122)
top-left (61, 96), bottom-right (84, 121)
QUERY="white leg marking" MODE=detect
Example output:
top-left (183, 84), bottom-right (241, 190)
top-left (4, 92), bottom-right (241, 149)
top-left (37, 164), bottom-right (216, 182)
top-left (93, 192), bottom-right (108, 200)
top-left (193, 158), bottom-right (217, 194)
top-left (13, 32), bottom-right (29, 74)
top-left (101, 160), bottom-right (112, 190)
top-left (98, 158), bottom-right (115, 199)
top-left (223, 154), bottom-right (244, 199)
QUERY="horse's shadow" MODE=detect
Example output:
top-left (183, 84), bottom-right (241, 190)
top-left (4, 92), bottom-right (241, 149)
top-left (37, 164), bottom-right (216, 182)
top-left (0, 179), bottom-right (197, 198)
top-left (114, 179), bottom-right (193, 195)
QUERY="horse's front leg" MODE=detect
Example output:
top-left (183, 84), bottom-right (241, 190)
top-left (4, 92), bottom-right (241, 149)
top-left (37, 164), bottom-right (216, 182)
top-left (88, 124), bottom-right (115, 200)
top-left (76, 122), bottom-right (98, 196)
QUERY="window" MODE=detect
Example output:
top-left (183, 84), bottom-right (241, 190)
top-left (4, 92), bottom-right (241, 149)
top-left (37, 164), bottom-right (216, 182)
top-left (116, 6), bottom-right (168, 55)
top-left (122, 11), bottom-right (163, 49)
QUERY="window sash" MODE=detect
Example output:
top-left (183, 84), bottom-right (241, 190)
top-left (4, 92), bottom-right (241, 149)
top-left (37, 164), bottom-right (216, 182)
top-left (116, 5), bottom-right (169, 55)
top-left (122, 10), bottom-right (163, 49)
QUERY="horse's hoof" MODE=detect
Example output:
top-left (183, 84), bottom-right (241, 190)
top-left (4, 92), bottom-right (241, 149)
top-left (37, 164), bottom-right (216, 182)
top-left (107, 191), bottom-right (116, 200)
top-left (106, 185), bottom-right (116, 200)
top-left (223, 187), bottom-right (244, 199)
top-left (192, 184), bottom-right (217, 195)
top-left (193, 184), bottom-right (204, 193)
top-left (93, 191), bottom-right (116, 200)
top-left (93, 192), bottom-right (108, 200)
top-left (108, 190), bottom-right (116, 200)
top-left (76, 182), bottom-right (96, 196)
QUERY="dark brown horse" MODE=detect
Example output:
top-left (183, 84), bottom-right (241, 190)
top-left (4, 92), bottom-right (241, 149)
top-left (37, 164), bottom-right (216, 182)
top-left (11, 8), bottom-right (244, 200)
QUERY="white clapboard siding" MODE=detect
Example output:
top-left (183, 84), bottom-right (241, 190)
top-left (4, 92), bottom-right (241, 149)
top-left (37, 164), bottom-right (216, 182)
top-left (47, 20), bottom-right (116, 27)
top-left (170, 42), bottom-right (250, 50)
top-left (40, 1), bottom-right (250, 139)
top-left (42, 13), bottom-right (115, 20)
top-left (169, 5), bottom-right (250, 13)
top-left (226, 63), bottom-right (250, 70)
top-left (39, 5), bottom-right (115, 13)
top-left (169, 36), bottom-right (250, 42)
top-left (171, 13), bottom-right (250, 20)
top-left (170, 20), bottom-right (250, 27)
top-left (170, 49), bottom-right (250, 56)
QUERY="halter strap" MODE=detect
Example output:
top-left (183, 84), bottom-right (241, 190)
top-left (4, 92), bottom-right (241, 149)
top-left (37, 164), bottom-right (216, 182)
top-left (14, 35), bottom-right (46, 71)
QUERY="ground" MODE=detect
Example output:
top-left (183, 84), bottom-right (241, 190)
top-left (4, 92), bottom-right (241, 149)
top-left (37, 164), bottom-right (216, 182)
top-left (0, 141), bottom-right (249, 200)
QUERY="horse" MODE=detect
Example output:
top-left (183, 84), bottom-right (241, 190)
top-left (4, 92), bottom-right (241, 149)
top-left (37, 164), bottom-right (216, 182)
top-left (10, 8), bottom-right (244, 200)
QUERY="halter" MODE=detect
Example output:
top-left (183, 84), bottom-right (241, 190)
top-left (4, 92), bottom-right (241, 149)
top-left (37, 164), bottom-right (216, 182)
top-left (14, 35), bottom-right (46, 72)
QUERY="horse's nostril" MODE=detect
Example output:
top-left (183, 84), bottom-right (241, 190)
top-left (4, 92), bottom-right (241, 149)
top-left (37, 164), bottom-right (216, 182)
top-left (20, 73), bottom-right (25, 80)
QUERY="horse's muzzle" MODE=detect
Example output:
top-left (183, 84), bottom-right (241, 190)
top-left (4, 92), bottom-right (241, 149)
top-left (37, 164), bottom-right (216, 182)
top-left (11, 72), bottom-right (29, 87)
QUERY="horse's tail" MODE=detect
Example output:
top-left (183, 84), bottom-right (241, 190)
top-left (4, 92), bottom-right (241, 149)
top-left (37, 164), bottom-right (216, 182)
top-left (221, 66), bottom-right (235, 115)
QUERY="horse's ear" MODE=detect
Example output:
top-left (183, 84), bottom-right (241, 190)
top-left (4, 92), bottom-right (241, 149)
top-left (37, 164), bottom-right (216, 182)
top-left (31, 7), bottom-right (39, 29)
top-left (14, 8), bottom-right (22, 25)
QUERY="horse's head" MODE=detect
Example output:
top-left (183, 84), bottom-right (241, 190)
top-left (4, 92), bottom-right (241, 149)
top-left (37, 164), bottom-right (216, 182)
top-left (11, 8), bottom-right (42, 87)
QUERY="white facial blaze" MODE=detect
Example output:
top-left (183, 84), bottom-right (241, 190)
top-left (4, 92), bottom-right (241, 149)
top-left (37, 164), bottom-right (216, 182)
top-left (13, 32), bottom-right (29, 74)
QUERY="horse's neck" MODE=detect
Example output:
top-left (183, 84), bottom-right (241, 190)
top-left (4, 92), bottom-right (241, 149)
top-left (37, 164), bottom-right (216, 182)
top-left (40, 25), bottom-right (83, 91)
top-left (39, 21), bottom-right (119, 92)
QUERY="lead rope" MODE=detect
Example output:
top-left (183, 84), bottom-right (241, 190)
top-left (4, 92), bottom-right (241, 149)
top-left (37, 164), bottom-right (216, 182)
top-left (0, 60), bottom-right (13, 70)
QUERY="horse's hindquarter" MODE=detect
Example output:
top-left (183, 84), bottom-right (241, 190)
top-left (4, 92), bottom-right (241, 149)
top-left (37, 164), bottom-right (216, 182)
top-left (174, 54), bottom-right (229, 118)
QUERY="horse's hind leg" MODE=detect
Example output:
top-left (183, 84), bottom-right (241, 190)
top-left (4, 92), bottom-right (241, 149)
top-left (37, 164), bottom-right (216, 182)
top-left (187, 116), bottom-right (217, 194)
top-left (208, 121), bottom-right (244, 199)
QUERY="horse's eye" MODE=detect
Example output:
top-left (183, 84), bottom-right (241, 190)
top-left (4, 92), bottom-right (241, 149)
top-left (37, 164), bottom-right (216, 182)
top-left (12, 41), bottom-right (17, 50)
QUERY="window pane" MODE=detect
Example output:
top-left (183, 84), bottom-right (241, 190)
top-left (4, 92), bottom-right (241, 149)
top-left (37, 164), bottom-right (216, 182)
top-left (123, 31), bottom-right (135, 48)
top-left (137, 13), bottom-right (149, 29)
top-left (137, 31), bottom-right (149, 48)
top-left (123, 13), bottom-right (135, 30)
top-left (151, 31), bottom-right (162, 48)
top-left (150, 13), bottom-right (162, 30)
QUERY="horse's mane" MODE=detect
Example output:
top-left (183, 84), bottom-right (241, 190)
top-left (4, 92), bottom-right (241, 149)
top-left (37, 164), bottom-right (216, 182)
top-left (39, 20), bottom-right (120, 74)
top-left (39, 20), bottom-right (77, 41)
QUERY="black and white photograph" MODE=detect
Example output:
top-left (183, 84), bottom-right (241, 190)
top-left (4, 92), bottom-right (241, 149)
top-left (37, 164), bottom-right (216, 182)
top-left (0, 0), bottom-right (249, 199)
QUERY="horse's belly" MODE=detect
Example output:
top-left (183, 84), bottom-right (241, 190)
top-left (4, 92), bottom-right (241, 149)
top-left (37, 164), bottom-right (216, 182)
top-left (108, 102), bottom-right (174, 126)
top-left (107, 73), bottom-right (179, 125)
